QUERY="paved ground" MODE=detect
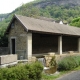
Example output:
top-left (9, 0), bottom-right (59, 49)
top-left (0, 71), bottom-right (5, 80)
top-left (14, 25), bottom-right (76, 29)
top-left (56, 71), bottom-right (80, 80)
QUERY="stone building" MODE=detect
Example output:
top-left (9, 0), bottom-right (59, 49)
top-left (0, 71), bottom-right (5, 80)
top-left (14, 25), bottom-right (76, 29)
top-left (5, 14), bottom-right (80, 60)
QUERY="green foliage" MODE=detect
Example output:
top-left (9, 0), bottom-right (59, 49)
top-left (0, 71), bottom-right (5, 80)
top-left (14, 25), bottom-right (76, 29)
top-left (70, 17), bottom-right (80, 27)
top-left (1, 0), bottom-right (80, 46)
top-left (58, 56), bottom-right (80, 71)
top-left (0, 35), bottom-right (8, 47)
top-left (0, 61), bottom-right (43, 80)
top-left (17, 1), bottom-right (80, 23)
top-left (42, 73), bottom-right (60, 80)
top-left (0, 73), bottom-right (3, 80)
top-left (49, 56), bottom-right (57, 67)
top-left (27, 62), bottom-right (43, 80)
top-left (0, 15), bottom-right (12, 47)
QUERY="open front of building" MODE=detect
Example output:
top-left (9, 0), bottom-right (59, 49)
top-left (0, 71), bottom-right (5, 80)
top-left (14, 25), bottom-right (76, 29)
top-left (32, 33), bottom-right (58, 56)
top-left (62, 36), bottom-right (78, 52)
top-left (32, 33), bottom-right (79, 57)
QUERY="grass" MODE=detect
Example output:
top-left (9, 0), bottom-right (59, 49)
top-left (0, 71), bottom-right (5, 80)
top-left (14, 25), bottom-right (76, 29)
top-left (73, 66), bottom-right (80, 70)
top-left (42, 66), bottom-right (80, 80)
top-left (42, 71), bottom-right (69, 80)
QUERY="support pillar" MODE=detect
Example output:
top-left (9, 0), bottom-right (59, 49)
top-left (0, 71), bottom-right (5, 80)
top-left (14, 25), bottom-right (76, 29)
top-left (78, 38), bottom-right (80, 53)
top-left (58, 36), bottom-right (62, 55)
top-left (27, 33), bottom-right (32, 60)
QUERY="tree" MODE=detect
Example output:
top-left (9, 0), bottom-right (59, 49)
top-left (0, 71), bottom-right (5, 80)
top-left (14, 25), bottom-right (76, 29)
top-left (70, 17), bottom-right (80, 27)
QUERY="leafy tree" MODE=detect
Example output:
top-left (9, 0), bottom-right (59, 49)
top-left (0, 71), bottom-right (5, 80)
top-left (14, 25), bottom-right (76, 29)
top-left (70, 17), bottom-right (80, 27)
top-left (0, 35), bottom-right (8, 47)
top-left (1, 0), bottom-right (80, 46)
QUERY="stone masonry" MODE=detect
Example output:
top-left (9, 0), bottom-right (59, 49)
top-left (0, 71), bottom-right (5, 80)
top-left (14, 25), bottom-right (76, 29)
top-left (8, 20), bottom-right (27, 59)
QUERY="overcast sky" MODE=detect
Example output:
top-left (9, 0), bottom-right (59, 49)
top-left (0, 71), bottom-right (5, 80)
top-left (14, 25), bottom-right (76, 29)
top-left (0, 0), bottom-right (34, 14)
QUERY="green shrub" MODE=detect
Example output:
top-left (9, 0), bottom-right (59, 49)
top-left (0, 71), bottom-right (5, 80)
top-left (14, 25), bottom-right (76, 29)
top-left (0, 68), bottom-right (8, 80)
top-left (5, 68), bottom-right (17, 80)
top-left (73, 56), bottom-right (80, 66)
top-left (25, 61), bottom-right (43, 80)
top-left (0, 61), bottom-right (43, 80)
top-left (17, 66), bottom-right (29, 80)
top-left (0, 69), bottom-right (3, 80)
top-left (5, 65), bottom-right (29, 80)
top-left (0, 73), bottom-right (3, 80)
top-left (49, 56), bottom-right (57, 67)
top-left (58, 56), bottom-right (80, 71)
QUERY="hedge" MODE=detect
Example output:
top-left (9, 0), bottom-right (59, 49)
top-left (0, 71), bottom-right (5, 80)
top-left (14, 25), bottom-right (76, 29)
top-left (58, 55), bottom-right (80, 71)
top-left (0, 61), bottom-right (43, 80)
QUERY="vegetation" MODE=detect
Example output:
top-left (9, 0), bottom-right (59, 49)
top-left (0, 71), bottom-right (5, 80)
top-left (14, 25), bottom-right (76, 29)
top-left (70, 17), bottom-right (80, 27)
top-left (0, 56), bottom-right (80, 80)
top-left (0, 35), bottom-right (8, 47)
top-left (58, 56), bottom-right (80, 71)
top-left (42, 55), bottom-right (80, 80)
top-left (0, 61), bottom-right (43, 80)
top-left (42, 71), bottom-right (68, 80)
top-left (14, 3), bottom-right (80, 23)
top-left (1, 0), bottom-right (80, 46)
top-left (49, 56), bottom-right (57, 67)
top-left (0, 14), bottom-right (13, 47)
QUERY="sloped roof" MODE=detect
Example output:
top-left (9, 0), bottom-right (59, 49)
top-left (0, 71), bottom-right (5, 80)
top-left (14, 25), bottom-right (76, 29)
top-left (6, 14), bottom-right (80, 36)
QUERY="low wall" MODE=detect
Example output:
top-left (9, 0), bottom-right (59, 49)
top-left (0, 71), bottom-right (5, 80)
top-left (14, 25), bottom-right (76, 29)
top-left (33, 52), bottom-right (80, 64)
top-left (0, 54), bottom-right (17, 65)
top-left (55, 53), bottom-right (80, 62)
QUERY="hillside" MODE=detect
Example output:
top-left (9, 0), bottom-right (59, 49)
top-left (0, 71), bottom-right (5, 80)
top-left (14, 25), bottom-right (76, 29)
top-left (34, 0), bottom-right (80, 8)
top-left (1, 0), bottom-right (80, 46)
top-left (1, 0), bottom-right (80, 35)
top-left (0, 14), bottom-right (9, 22)
top-left (1, 0), bottom-right (80, 21)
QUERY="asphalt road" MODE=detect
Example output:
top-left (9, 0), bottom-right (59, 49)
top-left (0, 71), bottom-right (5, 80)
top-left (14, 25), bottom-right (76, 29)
top-left (56, 71), bottom-right (80, 80)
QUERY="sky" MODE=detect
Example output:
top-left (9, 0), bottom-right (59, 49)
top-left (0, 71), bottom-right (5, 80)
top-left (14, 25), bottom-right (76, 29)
top-left (0, 0), bottom-right (34, 14)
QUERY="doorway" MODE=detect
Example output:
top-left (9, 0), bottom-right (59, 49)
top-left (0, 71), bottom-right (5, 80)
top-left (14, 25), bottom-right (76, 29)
top-left (11, 39), bottom-right (15, 54)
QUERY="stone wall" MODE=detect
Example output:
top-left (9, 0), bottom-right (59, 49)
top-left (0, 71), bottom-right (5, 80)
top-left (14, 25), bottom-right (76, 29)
top-left (8, 20), bottom-right (27, 59)
top-left (56, 53), bottom-right (80, 62)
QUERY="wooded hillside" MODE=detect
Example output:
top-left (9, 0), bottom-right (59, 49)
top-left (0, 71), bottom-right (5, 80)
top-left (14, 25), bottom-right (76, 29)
top-left (0, 0), bottom-right (80, 46)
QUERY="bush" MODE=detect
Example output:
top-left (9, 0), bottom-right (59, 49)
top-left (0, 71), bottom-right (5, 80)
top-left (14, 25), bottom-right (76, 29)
top-left (0, 73), bottom-right (3, 80)
top-left (49, 56), bottom-right (57, 67)
top-left (58, 56), bottom-right (80, 71)
top-left (0, 68), bottom-right (8, 80)
top-left (73, 56), bottom-right (80, 66)
top-left (25, 61), bottom-right (43, 80)
top-left (0, 61), bottom-right (43, 80)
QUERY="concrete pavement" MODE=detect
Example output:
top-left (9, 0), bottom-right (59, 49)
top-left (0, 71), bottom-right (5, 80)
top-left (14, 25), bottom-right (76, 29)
top-left (56, 71), bottom-right (80, 80)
